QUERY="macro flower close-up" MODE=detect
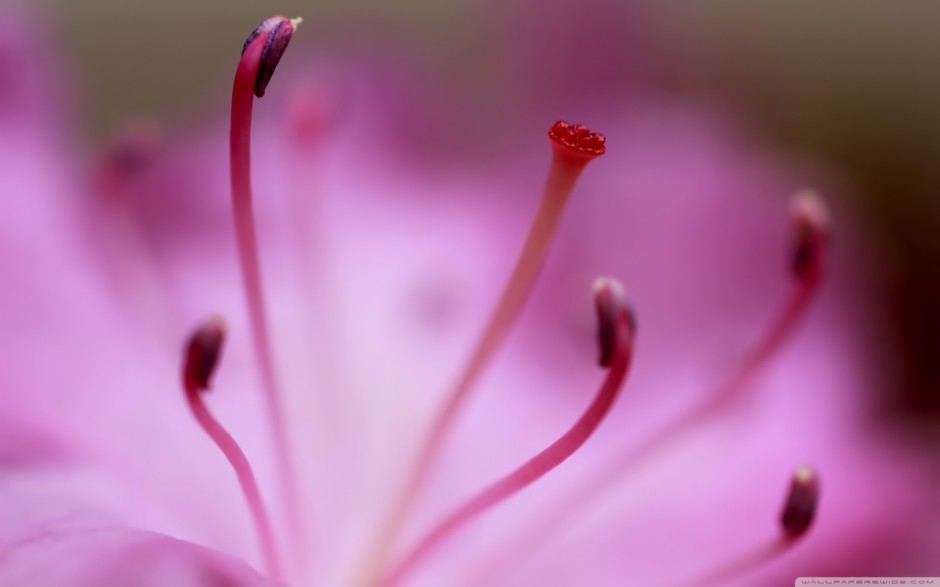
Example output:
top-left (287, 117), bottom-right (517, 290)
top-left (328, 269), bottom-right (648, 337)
top-left (0, 2), bottom-right (938, 587)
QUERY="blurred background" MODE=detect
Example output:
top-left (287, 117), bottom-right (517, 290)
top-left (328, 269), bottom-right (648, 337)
top-left (21, 0), bottom-right (940, 422)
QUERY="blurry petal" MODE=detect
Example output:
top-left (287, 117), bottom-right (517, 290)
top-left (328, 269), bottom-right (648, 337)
top-left (1, 528), bottom-right (281, 587)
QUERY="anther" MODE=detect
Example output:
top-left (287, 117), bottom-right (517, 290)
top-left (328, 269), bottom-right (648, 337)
top-left (380, 278), bottom-right (636, 587)
top-left (594, 277), bottom-right (635, 367)
top-left (790, 189), bottom-right (830, 284)
top-left (242, 16), bottom-right (302, 98)
top-left (780, 465), bottom-right (819, 539)
top-left (183, 316), bottom-right (227, 392)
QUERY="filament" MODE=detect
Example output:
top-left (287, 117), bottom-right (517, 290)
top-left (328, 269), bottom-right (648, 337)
top-left (230, 17), bottom-right (305, 565)
top-left (182, 317), bottom-right (283, 580)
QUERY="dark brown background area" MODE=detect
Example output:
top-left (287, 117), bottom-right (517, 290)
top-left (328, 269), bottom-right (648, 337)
top-left (32, 0), bottom-right (940, 421)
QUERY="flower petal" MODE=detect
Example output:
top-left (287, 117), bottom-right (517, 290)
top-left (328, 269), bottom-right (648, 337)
top-left (1, 528), bottom-right (282, 587)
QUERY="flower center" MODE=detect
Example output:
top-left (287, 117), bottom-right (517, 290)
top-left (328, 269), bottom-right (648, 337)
top-left (155, 15), bottom-right (832, 587)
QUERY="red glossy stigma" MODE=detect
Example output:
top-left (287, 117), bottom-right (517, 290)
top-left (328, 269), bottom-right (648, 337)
top-left (549, 120), bottom-right (607, 158)
top-left (780, 465), bottom-right (820, 539)
top-left (242, 16), bottom-right (302, 98)
top-left (183, 316), bottom-right (227, 392)
top-left (790, 190), bottom-right (830, 283)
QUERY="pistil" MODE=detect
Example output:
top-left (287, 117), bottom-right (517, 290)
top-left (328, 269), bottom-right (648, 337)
top-left (182, 317), bottom-right (283, 581)
top-left (359, 122), bottom-right (606, 584)
top-left (430, 122), bottom-right (607, 451)
top-left (380, 278), bottom-right (635, 587)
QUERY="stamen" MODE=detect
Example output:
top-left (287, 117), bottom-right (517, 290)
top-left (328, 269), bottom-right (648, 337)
top-left (601, 190), bottom-right (832, 485)
top-left (666, 466), bottom-right (820, 587)
top-left (358, 122), bottom-right (606, 583)
top-left (181, 317), bottom-right (283, 581)
top-left (462, 192), bottom-right (832, 583)
top-left (708, 189), bottom-right (830, 408)
top-left (230, 15), bottom-right (303, 559)
top-left (92, 121), bottom-right (173, 336)
top-left (379, 278), bottom-right (635, 587)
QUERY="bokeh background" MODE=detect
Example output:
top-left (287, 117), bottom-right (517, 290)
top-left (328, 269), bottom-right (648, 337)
top-left (22, 0), bottom-right (940, 425)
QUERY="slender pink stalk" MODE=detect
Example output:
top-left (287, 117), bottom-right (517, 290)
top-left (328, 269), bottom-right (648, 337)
top-left (697, 269), bottom-right (817, 412)
top-left (356, 123), bottom-right (607, 584)
top-left (182, 317), bottom-right (283, 581)
top-left (707, 190), bottom-right (829, 410)
top-left (380, 278), bottom-right (635, 587)
top-left (611, 191), bottom-right (830, 463)
top-left (229, 16), bottom-right (303, 561)
top-left (667, 538), bottom-right (793, 587)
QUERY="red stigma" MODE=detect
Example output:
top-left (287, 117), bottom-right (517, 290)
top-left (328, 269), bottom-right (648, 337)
top-left (549, 121), bottom-right (606, 157)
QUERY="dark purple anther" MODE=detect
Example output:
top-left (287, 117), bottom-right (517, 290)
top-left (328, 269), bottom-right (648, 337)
top-left (780, 465), bottom-right (820, 539)
top-left (242, 16), bottom-right (301, 98)
top-left (183, 316), bottom-right (227, 391)
top-left (593, 277), bottom-right (633, 368)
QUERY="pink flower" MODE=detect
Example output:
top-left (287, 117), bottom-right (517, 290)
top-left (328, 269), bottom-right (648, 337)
top-left (0, 11), bottom-right (935, 587)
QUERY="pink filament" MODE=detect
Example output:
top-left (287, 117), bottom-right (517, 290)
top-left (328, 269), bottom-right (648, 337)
top-left (663, 537), bottom-right (794, 587)
top-left (414, 153), bottom-right (593, 482)
top-left (380, 302), bottom-right (634, 587)
top-left (230, 34), bottom-right (302, 556)
top-left (603, 260), bottom-right (823, 481)
top-left (185, 385), bottom-right (283, 580)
